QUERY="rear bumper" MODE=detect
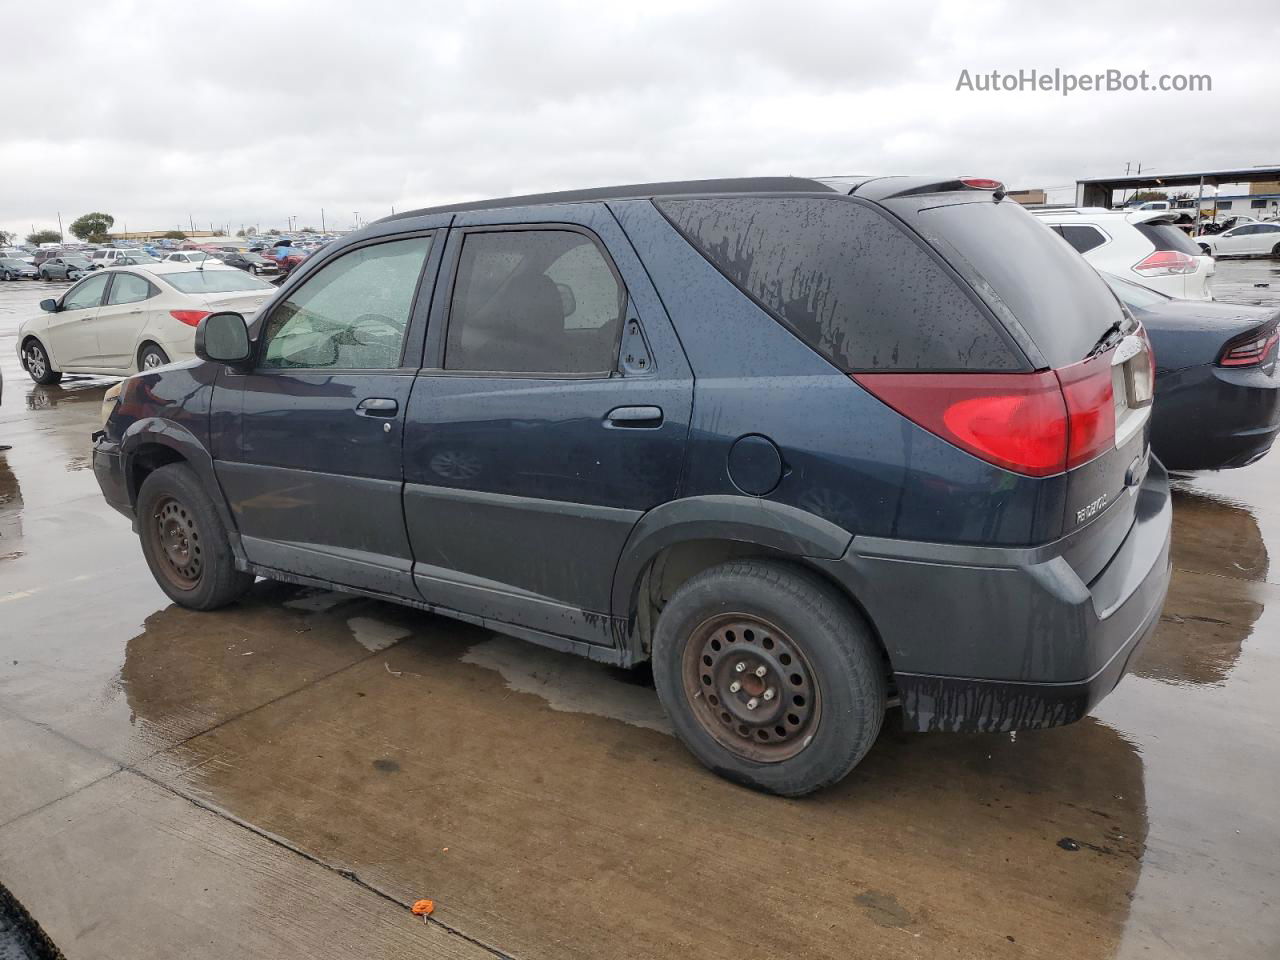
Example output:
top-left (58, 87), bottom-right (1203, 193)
top-left (817, 460), bottom-right (1173, 733)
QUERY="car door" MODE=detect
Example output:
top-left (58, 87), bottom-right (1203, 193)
top-left (1216, 225), bottom-right (1255, 255)
top-left (210, 226), bottom-right (445, 598)
top-left (1251, 224), bottom-right (1280, 256)
top-left (45, 272), bottom-right (110, 368)
top-left (96, 271), bottom-right (158, 368)
top-left (402, 204), bottom-right (693, 647)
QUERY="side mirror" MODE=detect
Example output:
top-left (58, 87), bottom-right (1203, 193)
top-left (39, 298), bottom-right (57, 313)
top-left (195, 311), bottom-right (251, 365)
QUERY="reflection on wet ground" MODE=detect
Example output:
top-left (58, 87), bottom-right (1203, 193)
top-left (1, 269), bottom-right (1279, 957)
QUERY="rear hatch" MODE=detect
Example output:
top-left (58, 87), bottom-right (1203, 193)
top-left (1127, 211), bottom-right (1213, 300)
top-left (864, 183), bottom-right (1155, 582)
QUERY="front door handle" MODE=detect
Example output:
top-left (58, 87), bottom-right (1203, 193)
top-left (356, 397), bottom-right (399, 417)
top-left (605, 405), bottom-right (663, 428)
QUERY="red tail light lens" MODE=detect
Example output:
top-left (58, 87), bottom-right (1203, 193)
top-left (959, 177), bottom-right (1004, 191)
top-left (854, 357), bottom-right (1118, 478)
top-left (1219, 326), bottom-right (1279, 367)
top-left (852, 371), bottom-right (1068, 476)
top-left (170, 309), bottom-right (210, 327)
top-left (1056, 357), bottom-right (1116, 468)
top-left (1132, 250), bottom-right (1198, 276)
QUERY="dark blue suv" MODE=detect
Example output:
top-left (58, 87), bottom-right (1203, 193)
top-left (92, 176), bottom-right (1172, 795)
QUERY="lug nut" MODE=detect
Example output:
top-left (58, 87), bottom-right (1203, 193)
top-left (746, 697), bottom-right (759, 710)
top-left (729, 681), bottom-right (741, 693)
top-left (735, 662), bottom-right (746, 673)
top-left (763, 688), bottom-right (775, 701)
top-left (754, 665), bottom-right (767, 678)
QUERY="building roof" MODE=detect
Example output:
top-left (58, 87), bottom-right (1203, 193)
top-left (1077, 166), bottom-right (1280, 190)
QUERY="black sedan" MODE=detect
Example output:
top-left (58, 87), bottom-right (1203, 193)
top-left (38, 256), bottom-right (93, 281)
top-left (219, 251), bottom-right (279, 275)
top-left (1104, 273), bottom-right (1280, 470)
top-left (0, 257), bottom-right (38, 280)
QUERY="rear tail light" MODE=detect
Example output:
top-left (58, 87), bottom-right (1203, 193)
top-left (853, 353), bottom-right (1122, 478)
top-left (1218, 324), bottom-right (1279, 367)
top-left (170, 309), bottom-right (210, 327)
top-left (1132, 250), bottom-right (1199, 276)
top-left (959, 177), bottom-right (1005, 191)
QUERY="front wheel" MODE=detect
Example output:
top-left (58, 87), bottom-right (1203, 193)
top-left (652, 560), bottom-right (887, 796)
top-left (1271, 243), bottom-right (1280, 259)
top-left (22, 339), bottom-right (62, 385)
top-left (2, 270), bottom-right (12, 281)
top-left (137, 463), bottom-right (254, 609)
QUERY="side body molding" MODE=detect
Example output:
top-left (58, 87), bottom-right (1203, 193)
top-left (120, 417), bottom-right (247, 564)
top-left (610, 494), bottom-right (854, 621)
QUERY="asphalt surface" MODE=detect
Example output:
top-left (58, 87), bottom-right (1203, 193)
top-left (1, 262), bottom-right (1278, 959)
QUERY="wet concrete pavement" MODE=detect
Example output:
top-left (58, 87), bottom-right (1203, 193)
top-left (1, 265), bottom-right (1278, 958)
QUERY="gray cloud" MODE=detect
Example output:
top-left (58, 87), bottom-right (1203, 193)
top-left (3, 0), bottom-right (1277, 239)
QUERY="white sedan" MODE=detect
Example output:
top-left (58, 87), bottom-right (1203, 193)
top-left (1199, 221), bottom-right (1280, 259)
top-left (17, 262), bottom-right (276, 384)
top-left (163, 250), bottom-right (223, 265)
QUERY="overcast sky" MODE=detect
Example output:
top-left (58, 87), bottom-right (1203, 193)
top-left (3, 0), bottom-right (1277, 240)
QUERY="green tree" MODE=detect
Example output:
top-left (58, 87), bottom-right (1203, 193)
top-left (27, 229), bottom-right (61, 245)
top-left (69, 212), bottom-right (115, 242)
top-left (300, 225), bottom-right (317, 233)
top-left (267, 228), bottom-right (280, 236)
top-left (0, 229), bottom-right (13, 246)
top-left (235, 228), bottom-right (247, 237)
top-left (1131, 191), bottom-right (1168, 203)
top-left (162, 230), bottom-right (186, 240)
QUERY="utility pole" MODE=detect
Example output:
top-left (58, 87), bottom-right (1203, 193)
top-left (320, 208), bottom-right (325, 233)
top-left (57, 212), bottom-right (63, 241)
top-left (189, 214), bottom-right (195, 234)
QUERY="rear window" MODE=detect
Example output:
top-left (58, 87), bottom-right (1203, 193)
top-left (1056, 224), bottom-right (1107, 254)
top-left (910, 200), bottom-right (1125, 367)
top-left (1135, 222), bottom-right (1202, 256)
top-left (656, 196), bottom-right (1020, 371)
top-left (163, 270), bottom-right (274, 294)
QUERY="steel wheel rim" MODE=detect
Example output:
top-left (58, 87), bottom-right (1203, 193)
top-left (148, 495), bottom-right (203, 589)
top-left (681, 613), bottom-right (821, 763)
top-left (25, 346), bottom-right (46, 379)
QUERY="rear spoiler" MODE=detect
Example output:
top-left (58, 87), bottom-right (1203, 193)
top-left (1124, 210), bottom-right (1182, 226)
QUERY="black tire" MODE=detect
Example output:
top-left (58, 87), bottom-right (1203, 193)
top-left (137, 463), bottom-right (254, 610)
top-left (138, 342), bottom-right (170, 371)
top-left (2, 270), bottom-right (12, 281)
top-left (1271, 243), bottom-right (1280, 259)
top-left (652, 560), bottom-right (887, 796)
top-left (1199, 244), bottom-right (1212, 256)
top-left (21, 338), bottom-right (62, 385)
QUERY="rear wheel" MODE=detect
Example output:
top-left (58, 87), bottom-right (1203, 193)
top-left (22, 338), bottom-right (62, 385)
top-left (1271, 242), bottom-right (1280, 259)
top-left (137, 463), bottom-right (253, 609)
top-left (652, 560), bottom-right (886, 796)
top-left (138, 343), bottom-right (170, 371)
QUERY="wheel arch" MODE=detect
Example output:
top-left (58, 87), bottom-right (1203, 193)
top-left (121, 419), bottom-right (247, 565)
top-left (612, 497), bottom-right (890, 669)
top-left (19, 331), bottom-right (59, 373)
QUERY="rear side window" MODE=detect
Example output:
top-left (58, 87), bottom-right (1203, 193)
top-left (1056, 224), bottom-right (1107, 254)
top-left (1134, 222), bottom-right (1201, 256)
top-left (656, 197), bottom-right (1019, 371)
top-left (445, 230), bottom-right (624, 375)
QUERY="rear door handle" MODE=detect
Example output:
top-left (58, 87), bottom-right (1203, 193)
top-left (605, 405), bottom-right (663, 428)
top-left (356, 397), bottom-right (399, 417)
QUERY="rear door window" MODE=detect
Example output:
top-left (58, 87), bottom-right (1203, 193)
top-left (444, 230), bottom-right (624, 375)
top-left (1056, 224), bottom-right (1108, 254)
top-left (107, 272), bottom-right (153, 305)
top-left (656, 196), bottom-right (1020, 371)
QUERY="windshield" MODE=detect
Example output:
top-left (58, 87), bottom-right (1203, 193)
top-left (1101, 272), bottom-right (1170, 309)
top-left (163, 270), bottom-right (275, 294)
top-left (907, 198), bottom-right (1126, 367)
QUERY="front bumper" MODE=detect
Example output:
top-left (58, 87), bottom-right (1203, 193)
top-left (92, 437), bottom-right (133, 520)
top-left (817, 460), bottom-right (1173, 733)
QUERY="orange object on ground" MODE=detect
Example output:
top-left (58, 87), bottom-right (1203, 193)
top-left (411, 899), bottom-right (435, 916)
